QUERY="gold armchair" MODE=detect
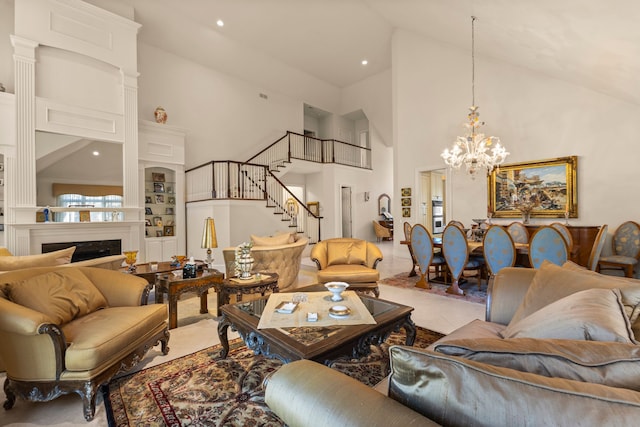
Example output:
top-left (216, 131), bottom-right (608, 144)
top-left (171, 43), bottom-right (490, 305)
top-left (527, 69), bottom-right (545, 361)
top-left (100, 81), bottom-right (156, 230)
top-left (310, 238), bottom-right (383, 284)
top-left (0, 266), bottom-right (170, 421)
top-left (373, 220), bottom-right (392, 242)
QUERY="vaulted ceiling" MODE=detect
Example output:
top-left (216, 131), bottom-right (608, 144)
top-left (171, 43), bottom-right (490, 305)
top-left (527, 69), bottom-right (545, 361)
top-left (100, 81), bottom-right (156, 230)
top-left (120, 0), bottom-right (640, 106)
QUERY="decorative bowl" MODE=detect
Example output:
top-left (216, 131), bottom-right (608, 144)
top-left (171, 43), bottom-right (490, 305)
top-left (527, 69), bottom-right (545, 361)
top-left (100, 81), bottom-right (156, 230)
top-left (325, 282), bottom-right (349, 302)
top-left (329, 305), bottom-right (351, 316)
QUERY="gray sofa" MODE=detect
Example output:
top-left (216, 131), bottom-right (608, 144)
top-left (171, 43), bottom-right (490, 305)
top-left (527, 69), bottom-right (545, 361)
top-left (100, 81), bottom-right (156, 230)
top-left (265, 262), bottom-right (640, 426)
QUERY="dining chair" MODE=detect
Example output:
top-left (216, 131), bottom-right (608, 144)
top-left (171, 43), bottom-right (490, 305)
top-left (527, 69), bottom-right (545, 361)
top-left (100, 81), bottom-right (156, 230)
top-left (587, 224), bottom-right (608, 271)
top-left (482, 225), bottom-right (516, 279)
top-left (403, 222), bottom-right (418, 277)
top-left (550, 222), bottom-right (574, 251)
top-left (598, 221), bottom-right (640, 277)
top-left (410, 224), bottom-right (435, 289)
top-left (506, 222), bottom-right (529, 244)
top-left (448, 220), bottom-right (465, 230)
top-left (442, 224), bottom-right (485, 295)
top-left (528, 226), bottom-right (568, 269)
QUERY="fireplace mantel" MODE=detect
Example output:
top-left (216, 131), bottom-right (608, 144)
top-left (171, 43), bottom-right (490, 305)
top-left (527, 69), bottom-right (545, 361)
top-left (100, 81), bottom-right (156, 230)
top-left (12, 221), bottom-right (144, 256)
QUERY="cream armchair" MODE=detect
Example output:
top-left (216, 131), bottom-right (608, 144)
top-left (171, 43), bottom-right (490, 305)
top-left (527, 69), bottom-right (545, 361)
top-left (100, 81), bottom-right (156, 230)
top-left (0, 266), bottom-right (169, 421)
top-left (223, 234), bottom-right (308, 291)
top-left (310, 238), bottom-right (383, 284)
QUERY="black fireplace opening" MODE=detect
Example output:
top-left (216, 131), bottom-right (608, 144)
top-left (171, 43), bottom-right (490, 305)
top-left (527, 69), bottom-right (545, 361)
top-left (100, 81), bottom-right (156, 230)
top-left (42, 240), bottom-right (122, 263)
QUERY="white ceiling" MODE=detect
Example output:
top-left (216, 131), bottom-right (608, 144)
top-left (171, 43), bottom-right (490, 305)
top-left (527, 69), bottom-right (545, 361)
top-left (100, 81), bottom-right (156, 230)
top-left (119, 0), bottom-right (640, 106)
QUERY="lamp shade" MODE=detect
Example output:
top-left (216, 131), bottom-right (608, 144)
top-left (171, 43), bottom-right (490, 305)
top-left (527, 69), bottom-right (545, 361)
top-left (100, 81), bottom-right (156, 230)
top-left (201, 217), bottom-right (218, 249)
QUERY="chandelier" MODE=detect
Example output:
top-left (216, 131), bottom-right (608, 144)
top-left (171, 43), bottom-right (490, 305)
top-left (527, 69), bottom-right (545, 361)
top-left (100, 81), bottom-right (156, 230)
top-left (441, 16), bottom-right (508, 179)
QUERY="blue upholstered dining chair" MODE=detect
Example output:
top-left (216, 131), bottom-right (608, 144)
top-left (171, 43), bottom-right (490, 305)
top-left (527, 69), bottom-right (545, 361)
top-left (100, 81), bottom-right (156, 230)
top-left (587, 224), bottom-right (608, 271)
top-left (482, 225), bottom-right (516, 279)
top-left (598, 221), bottom-right (640, 278)
top-left (550, 222), bottom-right (573, 252)
top-left (528, 226), bottom-right (568, 269)
top-left (442, 224), bottom-right (484, 295)
top-left (506, 222), bottom-right (529, 244)
top-left (410, 224), bottom-right (439, 289)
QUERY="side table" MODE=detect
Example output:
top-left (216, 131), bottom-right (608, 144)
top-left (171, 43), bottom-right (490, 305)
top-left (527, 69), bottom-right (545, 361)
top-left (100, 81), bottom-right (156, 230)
top-left (155, 269), bottom-right (224, 329)
top-left (219, 272), bottom-right (280, 307)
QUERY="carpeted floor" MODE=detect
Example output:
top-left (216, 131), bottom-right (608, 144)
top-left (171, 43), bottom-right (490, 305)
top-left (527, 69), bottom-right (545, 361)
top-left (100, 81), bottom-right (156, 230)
top-left (104, 327), bottom-right (444, 427)
top-left (380, 272), bottom-right (487, 304)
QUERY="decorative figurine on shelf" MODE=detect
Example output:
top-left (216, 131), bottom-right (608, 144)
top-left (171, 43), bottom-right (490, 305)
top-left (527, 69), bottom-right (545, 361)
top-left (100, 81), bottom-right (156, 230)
top-left (43, 206), bottom-right (50, 223)
top-left (154, 106), bottom-right (168, 124)
top-left (0, 82), bottom-right (5, 92)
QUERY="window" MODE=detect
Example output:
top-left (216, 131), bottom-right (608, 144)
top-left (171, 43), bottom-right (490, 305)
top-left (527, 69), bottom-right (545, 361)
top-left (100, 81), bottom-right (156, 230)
top-left (56, 194), bottom-right (123, 222)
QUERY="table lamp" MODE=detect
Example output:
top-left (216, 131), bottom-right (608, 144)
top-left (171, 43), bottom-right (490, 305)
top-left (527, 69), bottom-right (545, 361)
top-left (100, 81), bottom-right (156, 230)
top-left (201, 217), bottom-right (218, 267)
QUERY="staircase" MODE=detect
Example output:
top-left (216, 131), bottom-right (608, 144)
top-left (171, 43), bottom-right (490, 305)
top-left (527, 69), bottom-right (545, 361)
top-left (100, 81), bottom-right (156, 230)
top-left (185, 131), bottom-right (372, 243)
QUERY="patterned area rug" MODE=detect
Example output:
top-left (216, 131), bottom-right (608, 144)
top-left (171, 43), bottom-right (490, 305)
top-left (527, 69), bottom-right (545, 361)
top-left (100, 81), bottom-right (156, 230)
top-left (379, 272), bottom-right (487, 304)
top-left (104, 327), bottom-right (444, 427)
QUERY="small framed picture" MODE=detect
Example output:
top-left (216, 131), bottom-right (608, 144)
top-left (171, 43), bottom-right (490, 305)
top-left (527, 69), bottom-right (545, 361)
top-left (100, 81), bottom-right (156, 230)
top-left (155, 194), bottom-right (164, 204)
top-left (166, 207), bottom-right (174, 215)
top-left (402, 207), bottom-right (411, 217)
top-left (168, 196), bottom-right (175, 204)
top-left (166, 186), bottom-right (173, 194)
top-left (163, 226), bottom-right (174, 236)
top-left (145, 207), bottom-right (153, 215)
top-left (156, 230), bottom-right (163, 237)
top-left (152, 172), bottom-right (165, 182)
top-left (307, 201), bottom-right (320, 216)
top-left (401, 197), bottom-right (411, 207)
top-left (145, 196), bottom-right (152, 204)
top-left (153, 182), bottom-right (165, 193)
top-left (145, 219), bottom-right (152, 226)
top-left (401, 187), bottom-right (412, 197)
top-left (79, 210), bottom-right (91, 222)
top-left (153, 216), bottom-right (162, 227)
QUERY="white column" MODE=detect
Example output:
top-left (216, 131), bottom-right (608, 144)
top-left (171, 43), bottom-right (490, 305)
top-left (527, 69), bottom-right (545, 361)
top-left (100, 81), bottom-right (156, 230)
top-left (9, 36), bottom-right (38, 254)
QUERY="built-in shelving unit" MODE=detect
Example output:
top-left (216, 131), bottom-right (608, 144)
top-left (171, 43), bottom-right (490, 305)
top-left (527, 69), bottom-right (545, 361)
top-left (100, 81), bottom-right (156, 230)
top-left (144, 167), bottom-right (176, 238)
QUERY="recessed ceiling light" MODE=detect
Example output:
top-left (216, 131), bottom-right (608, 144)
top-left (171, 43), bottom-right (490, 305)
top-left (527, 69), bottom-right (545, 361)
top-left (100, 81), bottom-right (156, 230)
top-left (361, 59), bottom-right (368, 66)
top-left (216, 19), bottom-right (224, 27)
top-left (92, 151), bottom-right (100, 156)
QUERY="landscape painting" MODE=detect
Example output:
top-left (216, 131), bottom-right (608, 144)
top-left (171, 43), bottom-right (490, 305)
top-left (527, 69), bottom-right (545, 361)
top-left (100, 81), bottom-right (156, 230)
top-left (488, 156), bottom-right (577, 218)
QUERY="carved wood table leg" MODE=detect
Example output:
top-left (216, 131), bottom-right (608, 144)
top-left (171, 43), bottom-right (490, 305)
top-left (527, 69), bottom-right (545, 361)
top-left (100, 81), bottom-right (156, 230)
top-left (403, 316), bottom-right (417, 346)
top-left (168, 293), bottom-right (179, 329)
top-left (199, 290), bottom-right (208, 314)
top-left (217, 315), bottom-right (232, 358)
top-left (3, 378), bottom-right (15, 410)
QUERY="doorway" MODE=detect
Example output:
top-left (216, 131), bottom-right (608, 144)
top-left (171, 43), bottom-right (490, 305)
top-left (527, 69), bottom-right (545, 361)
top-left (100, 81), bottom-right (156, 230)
top-left (419, 169), bottom-right (446, 235)
top-left (341, 186), bottom-right (352, 238)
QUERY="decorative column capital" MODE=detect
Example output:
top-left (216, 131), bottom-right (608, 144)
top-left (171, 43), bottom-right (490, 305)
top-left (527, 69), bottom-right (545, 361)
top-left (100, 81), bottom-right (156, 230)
top-left (10, 36), bottom-right (38, 62)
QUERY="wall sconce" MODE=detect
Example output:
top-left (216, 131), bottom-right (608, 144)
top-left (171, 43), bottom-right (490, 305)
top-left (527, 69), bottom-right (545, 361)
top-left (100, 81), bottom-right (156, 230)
top-left (364, 191), bottom-right (370, 202)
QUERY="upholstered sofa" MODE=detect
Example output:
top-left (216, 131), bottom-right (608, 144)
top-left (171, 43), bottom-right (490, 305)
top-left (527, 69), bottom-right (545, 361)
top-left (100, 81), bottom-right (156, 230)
top-left (223, 232), bottom-right (308, 291)
top-left (0, 246), bottom-right (125, 273)
top-left (266, 262), bottom-right (640, 426)
top-left (0, 266), bottom-right (169, 421)
top-left (310, 238), bottom-right (383, 284)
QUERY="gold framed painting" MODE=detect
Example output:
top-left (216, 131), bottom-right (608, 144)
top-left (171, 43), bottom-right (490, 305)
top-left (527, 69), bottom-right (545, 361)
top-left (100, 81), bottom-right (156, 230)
top-left (307, 201), bottom-right (320, 216)
top-left (402, 207), bottom-right (411, 218)
top-left (79, 210), bottom-right (91, 222)
top-left (487, 156), bottom-right (578, 218)
top-left (401, 187), bottom-right (412, 197)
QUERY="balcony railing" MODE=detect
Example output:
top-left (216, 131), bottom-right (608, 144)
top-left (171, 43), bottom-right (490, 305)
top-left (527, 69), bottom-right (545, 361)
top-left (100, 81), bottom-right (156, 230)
top-left (247, 131), bottom-right (372, 171)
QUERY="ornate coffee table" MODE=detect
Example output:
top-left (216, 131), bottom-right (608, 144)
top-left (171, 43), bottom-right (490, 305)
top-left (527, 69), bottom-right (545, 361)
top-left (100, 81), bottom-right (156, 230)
top-left (218, 291), bottom-right (415, 365)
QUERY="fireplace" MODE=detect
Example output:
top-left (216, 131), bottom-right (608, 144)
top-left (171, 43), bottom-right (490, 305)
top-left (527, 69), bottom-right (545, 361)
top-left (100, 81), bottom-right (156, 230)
top-left (42, 240), bottom-right (122, 263)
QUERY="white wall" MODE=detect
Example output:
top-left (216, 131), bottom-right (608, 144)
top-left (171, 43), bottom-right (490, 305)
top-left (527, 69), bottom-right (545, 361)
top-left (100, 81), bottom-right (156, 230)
top-left (393, 30), bottom-right (640, 251)
top-left (0, 0), bottom-right (14, 94)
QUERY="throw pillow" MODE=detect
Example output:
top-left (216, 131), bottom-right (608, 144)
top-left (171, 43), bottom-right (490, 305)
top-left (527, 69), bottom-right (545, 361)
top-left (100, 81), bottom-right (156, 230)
top-left (434, 337), bottom-right (640, 391)
top-left (7, 268), bottom-right (108, 325)
top-left (501, 288), bottom-right (635, 343)
top-left (250, 234), bottom-right (291, 247)
top-left (0, 246), bottom-right (76, 271)
top-left (389, 346), bottom-right (640, 426)
top-left (327, 240), bottom-right (367, 266)
top-left (273, 230), bottom-right (297, 243)
top-left (509, 261), bottom-right (640, 326)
